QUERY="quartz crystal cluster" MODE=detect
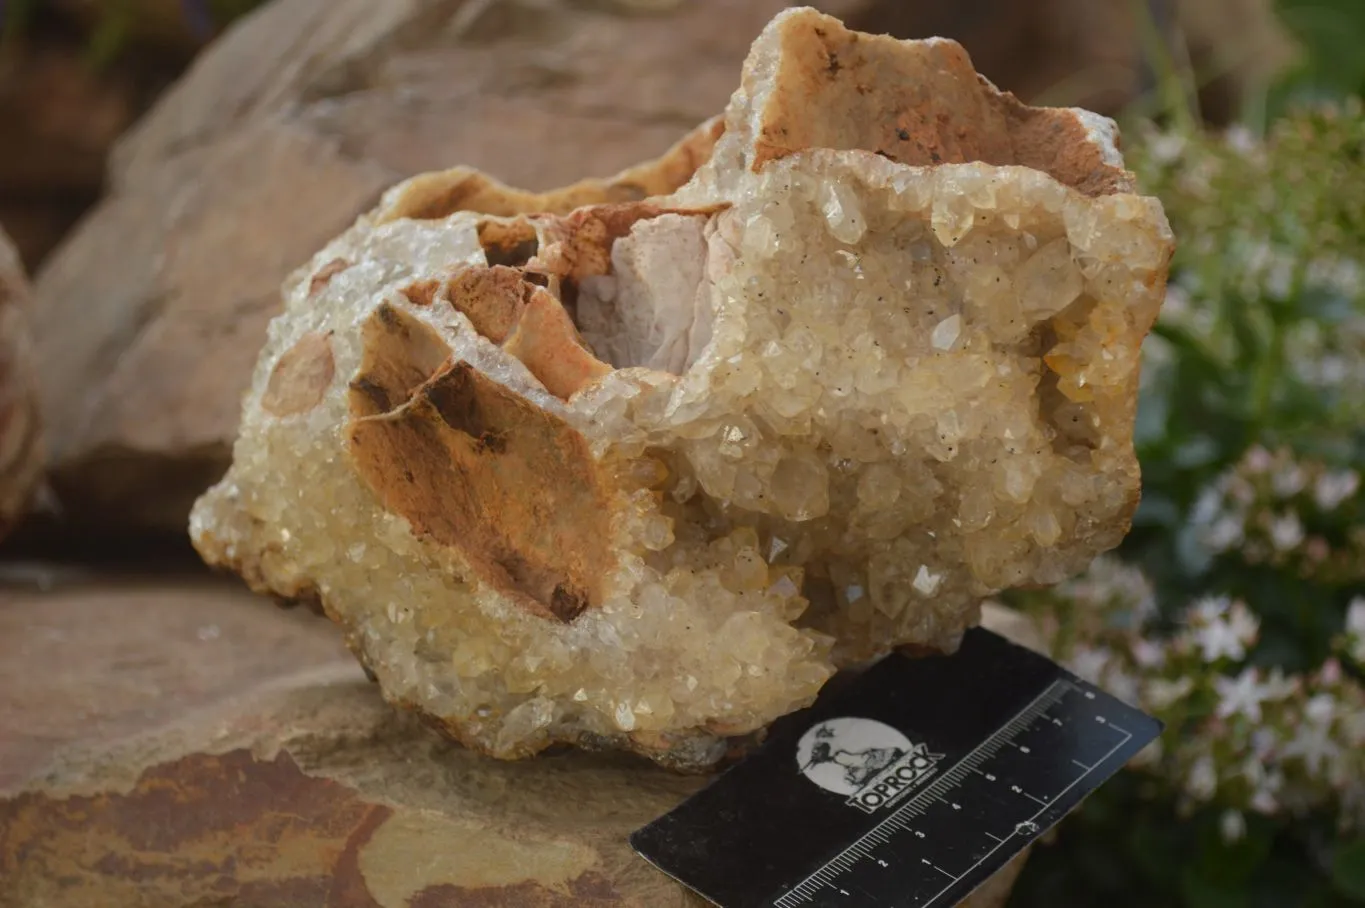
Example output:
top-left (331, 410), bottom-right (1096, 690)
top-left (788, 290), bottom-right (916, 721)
top-left (191, 8), bottom-right (1174, 768)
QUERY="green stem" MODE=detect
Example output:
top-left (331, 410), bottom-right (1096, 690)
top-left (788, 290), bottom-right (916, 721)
top-left (1130, 0), bottom-right (1200, 132)
top-left (1250, 319), bottom-right (1285, 427)
top-left (1250, 255), bottom-right (1312, 430)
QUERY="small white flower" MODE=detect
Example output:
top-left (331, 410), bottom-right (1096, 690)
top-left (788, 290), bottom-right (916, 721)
top-left (1260, 667), bottom-right (1300, 702)
top-left (1305, 693), bottom-right (1336, 724)
top-left (1272, 464), bottom-right (1307, 498)
top-left (1149, 132), bottom-right (1188, 165)
top-left (1191, 487), bottom-right (1224, 525)
top-left (1186, 755), bottom-right (1218, 800)
top-left (1250, 727), bottom-right (1279, 759)
top-left (1329, 258), bottom-right (1363, 296)
top-left (1220, 809), bottom-right (1247, 843)
top-left (1327, 751), bottom-right (1355, 790)
top-left (1240, 760), bottom-right (1284, 815)
top-left (1268, 512), bottom-right (1305, 552)
top-left (1193, 601), bottom-right (1258, 663)
top-left (1250, 782), bottom-right (1280, 815)
top-left (1192, 595), bottom-right (1231, 623)
top-left (1314, 470), bottom-right (1360, 510)
top-left (1204, 515), bottom-right (1246, 551)
top-left (1131, 638), bottom-right (1167, 669)
top-left (1228, 601), bottom-right (1261, 647)
top-left (1266, 258), bottom-right (1294, 299)
top-left (1129, 737), bottom-right (1165, 769)
top-left (1105, 666), bottom-right (1142, 707)
top-left (1070, 646), bottom-right (1111, 686)
top-left (1342, 708), bottom-right (1365, 747)
top-left (1145, 677), bottom-right (1194, 710)
top-left (1245, 239), bottom-right (1275, 275)
top-left (1243, 446), bottom-right (1274, 474)
top-left (1225, 125), bottom-right (1258, 155)
top-left (1283, 719), bottom-right (1341, 777)
top-left (1195, 617), bottom-right (1244, 662)
top-left (1347, 597), bottom-right (1365, 639)
top-left (1079, 556), bottom-right (1159, 621)
top-left (1215, 668), bottom-right (1270, 723)
top-left (1318, 355), bottom-right (1350, 386)
top-left (1227, 476), bottom-right (1257, 507)
top-left (1240, 757), bottom-right (1272, 787)
top-left (1343, 595), bottom-right (1365, 658)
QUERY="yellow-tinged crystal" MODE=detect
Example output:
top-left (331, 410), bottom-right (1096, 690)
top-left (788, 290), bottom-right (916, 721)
top-left (190, 7), bottom-right (1173, 769)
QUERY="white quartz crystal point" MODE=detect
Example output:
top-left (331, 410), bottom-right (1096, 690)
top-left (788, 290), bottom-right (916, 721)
top-left (189, 8), bottom-right (1173, 770)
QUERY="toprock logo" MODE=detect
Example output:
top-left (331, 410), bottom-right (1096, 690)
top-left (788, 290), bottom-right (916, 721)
top-left (796, 717), bottom-right (945, 814)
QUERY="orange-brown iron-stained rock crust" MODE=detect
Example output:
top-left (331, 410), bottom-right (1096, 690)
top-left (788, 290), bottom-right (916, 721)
top-left (408, 259), bottom-right (623, 403)
top-left (501, 285), bottom-right (612, 400)
top-left (343, 298), bottom-right (613, 622)
top-left (529, 202), bottom-right (724, 283)
top-left (348, 303), bottom-right (452, 418)
top-left (309, 257), bottom-right (352, 295)
top-left (348, 347), bottom-right (616, 623)
top-left (446, 266), bottom-right (532, 344)
top-left (734, 13), bottom-right (1132, 197)
top-left (377, 116), bottom-right (726, 224)
top-left (262, 331), bottom-right (336, 417)
top-left (401, 279), bottom-right (442, 308)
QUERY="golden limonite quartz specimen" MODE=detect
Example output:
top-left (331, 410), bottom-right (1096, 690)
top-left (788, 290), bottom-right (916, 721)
top-left (191, 8), bottom-right (1174, 769)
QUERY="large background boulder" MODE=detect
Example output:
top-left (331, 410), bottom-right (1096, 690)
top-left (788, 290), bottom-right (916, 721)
top-left (27, 0), bottom-right (825, 533)
top-left (20, 0), bottom-right (1295, 537)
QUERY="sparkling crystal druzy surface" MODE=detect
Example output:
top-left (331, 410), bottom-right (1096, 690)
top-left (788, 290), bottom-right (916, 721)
top-left (191, 8), bottom-right (1174, 768)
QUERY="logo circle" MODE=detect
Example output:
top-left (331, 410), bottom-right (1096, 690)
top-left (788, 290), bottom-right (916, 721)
top-left (795, 717), bottom-right (914, 796)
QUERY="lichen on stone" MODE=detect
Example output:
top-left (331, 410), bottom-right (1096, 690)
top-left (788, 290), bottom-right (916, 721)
top-left (190, 7), bottom-right (1174, 769)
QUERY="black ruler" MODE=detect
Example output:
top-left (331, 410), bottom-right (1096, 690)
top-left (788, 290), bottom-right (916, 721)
top-left (630, 628), bottom-right (1162, 908)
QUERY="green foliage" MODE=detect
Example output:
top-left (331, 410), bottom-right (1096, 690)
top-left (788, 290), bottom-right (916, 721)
top-left (1127, 104), bottom-right (1365, 657)
top-left (1017, 774), bottom-right (1362, 908)
top-left (1009, 91), bottom-right (1365, 908)
top-left (1270, 0), bottom-right (1365, 114)
top-left (208, 0), bottom-right (268, 20)
top-left (1333, 838), bottom-right (1365, 901)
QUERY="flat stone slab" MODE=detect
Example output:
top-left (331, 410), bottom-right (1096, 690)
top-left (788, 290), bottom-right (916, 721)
top-left (0, 574), bottom-right (1026, 906)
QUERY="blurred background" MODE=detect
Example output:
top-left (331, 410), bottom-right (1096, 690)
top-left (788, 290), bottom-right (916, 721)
top-left (1, 1), bottom-right (1363, 906)
top-left (0, 0), bottom-right (1315, 274)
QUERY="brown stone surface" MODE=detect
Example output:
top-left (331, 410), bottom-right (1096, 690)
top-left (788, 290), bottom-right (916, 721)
top-left (0, 229), bottom-right (42, 542)
top-left (0, 577), bottom-right (1028, 907)
top-left (27, 0), bottom-right (1278, 535)
top-left (0, 572), bottom-right (353, 791)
